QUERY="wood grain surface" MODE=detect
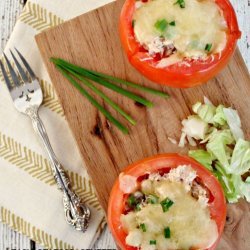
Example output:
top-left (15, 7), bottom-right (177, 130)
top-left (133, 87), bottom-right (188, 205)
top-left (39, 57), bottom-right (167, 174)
top-left (0, 1), bottom-right (249, 250)
top-left (35, 1), bottom-right (250, 249)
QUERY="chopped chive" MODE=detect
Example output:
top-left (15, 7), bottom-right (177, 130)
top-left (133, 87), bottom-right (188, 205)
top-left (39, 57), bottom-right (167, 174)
top-left (127, 194), bottom-right (137, 207)
top-left (59, 65), bottom-right (136, 125)
top-left (147, 194), bottom-right (159, 204)
top-left (174, 0), bottom-right (185, 8)
top-left (51, 58), bottom-right (153, 107)
top-left (140, 223), bottom-right (147, 232)
top-left (132, 19), bottom-right (136, 28)
top-left (135, 203), bottom-right (141, 211)
top-left (154, 19), bottom-right (168, 33)
top-left (55, 65), bottom-right (128, 134)
top-left (205, 43), bottom-right (213, 52)
top-left (160, 198), bottom-right (174, 212)
top-left (164, 227), bottom-right (171, 238)
top-left (51, 58), bottom-right (169, 98)
top-left (149, 240), bottom-right (157, 245)
top-left (169, 21), bottom-right (176, 26)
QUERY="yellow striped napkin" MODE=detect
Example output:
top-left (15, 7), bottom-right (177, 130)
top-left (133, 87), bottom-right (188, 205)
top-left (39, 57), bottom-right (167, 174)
top-left (0, 0), bottom-right (114, 248)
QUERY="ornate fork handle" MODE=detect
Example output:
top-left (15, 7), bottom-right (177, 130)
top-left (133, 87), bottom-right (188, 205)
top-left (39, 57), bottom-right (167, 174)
top-left (26, 106), bottom-right (91, 232)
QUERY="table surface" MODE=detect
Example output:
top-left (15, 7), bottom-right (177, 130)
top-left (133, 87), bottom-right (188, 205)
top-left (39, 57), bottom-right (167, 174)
top-left (0, 0), bottom-right (249, 249)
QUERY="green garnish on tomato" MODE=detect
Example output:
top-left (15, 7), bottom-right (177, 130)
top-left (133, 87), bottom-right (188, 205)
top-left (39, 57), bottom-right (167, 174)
top-left (140, 223), bottom-right (147, 232)
top-left (205, 43), bottom-right (213, 52)
top-left (174, 0), bottom-right (185, 8)
top-left (127, 194), bottom-right (137, 207)
top-left (164, 227), bottom-right (171, 238)
top-left (154, 19), bottom-right (168, 32)
top-left (169, 21), bottom-right (176, 26)
top-left (135, 203), bottom-right (141, 211)
top-left (149, 240), bottom-right (157, 245)
top-left (160, 198), bottom-right (174, 212)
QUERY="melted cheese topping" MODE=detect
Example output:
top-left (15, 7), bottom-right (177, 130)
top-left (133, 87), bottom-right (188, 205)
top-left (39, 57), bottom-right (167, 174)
top-left (133, 0), bottom-right (227, 67)
top-left (121, 167), bottom-right (218, 250)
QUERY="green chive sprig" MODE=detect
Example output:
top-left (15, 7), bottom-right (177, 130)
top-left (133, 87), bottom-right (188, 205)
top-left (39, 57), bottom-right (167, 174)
top-left (140, 223), bottom-right (147, 232)
top-left (164, 227), bottom-right (171, 238)
top-left (51, 58), bottom-right (169, 98)
top-left (51, 58), bottom-right (169, 134)
top-left (154, 19), bottom-right (168, 33)
top-left (59, 64), bottom-right (136, 125)
top-left (149, 240), bottom-right (157, 245)
top-left (174, 0), bottom-right (185, 8)
top-left (135, 204), bottom-right (141, 211)
top-left (160, 198), bottom-right (174, 212)
top-left (205, 43), bottom-right (213, 52)
top-left (55, 65), bottom-right (129, 134)
top-left (169, 21), bottom-right (176, 26)
top-left (127, 194), bottom-right (137, 207)
top-left (55, 60), bottom-right (153, 107)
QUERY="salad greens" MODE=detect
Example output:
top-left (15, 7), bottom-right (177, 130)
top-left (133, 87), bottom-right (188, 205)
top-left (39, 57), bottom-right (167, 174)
top-left (179, 97), bottom-right (250, 203)
top-left (189, 150), bottom-right (214, 171)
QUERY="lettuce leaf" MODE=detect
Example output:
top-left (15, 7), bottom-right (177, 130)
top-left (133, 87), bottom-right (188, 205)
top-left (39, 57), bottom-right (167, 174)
top-left (230, 139), bottom-right (250, 175)
top-left (188, 150), bottom-right (213, 171)
top-left (192, 102), bottom-right (227, 127)
top-left (192, 102), bottom-right (216, 124)
top-left (214, 163), bottom-right (240, 203)
top-left (213, 105), bottom-right (227, 126)
top-left (206, 129), bottom-right (235, 173)
top-left (182, 115), bottom-right (208, 140)
top-left (240, 177), bottom-right (250, 202)
top-left (223, 108), bottom-right (244, 141)
top-left (231, 175), bottom-right (250, 202)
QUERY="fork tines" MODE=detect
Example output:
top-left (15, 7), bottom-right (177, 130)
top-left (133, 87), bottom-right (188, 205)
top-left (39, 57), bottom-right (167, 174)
top-left (0, 49), bottom-right (36, 90)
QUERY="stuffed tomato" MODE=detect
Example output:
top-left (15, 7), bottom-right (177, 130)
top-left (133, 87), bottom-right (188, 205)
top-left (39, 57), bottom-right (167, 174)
top-left (108, 154), bottom-right (226, 250)
top-left (119, 0), bottom-right (241, 88)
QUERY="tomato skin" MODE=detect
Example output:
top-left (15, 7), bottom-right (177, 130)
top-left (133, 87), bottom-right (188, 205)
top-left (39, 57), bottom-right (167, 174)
top-left (119, 0), bottom-right (241, 88)
top-left (108, 154), bottom-right (227, 250)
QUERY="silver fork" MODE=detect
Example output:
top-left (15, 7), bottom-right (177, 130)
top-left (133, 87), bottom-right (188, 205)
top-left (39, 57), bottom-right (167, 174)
top-left (0, 49), bottom-right (90, 232)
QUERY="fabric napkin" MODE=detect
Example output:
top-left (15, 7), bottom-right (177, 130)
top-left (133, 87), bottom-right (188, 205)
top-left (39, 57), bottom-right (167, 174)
top-left (0, 0), bottom-right (114, 249)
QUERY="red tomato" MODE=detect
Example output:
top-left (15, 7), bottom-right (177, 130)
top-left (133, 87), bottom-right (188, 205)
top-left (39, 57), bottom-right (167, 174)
top-left (119, 0), bottom-right (241, 88)
top-left (108, 154), bottom-right (227, 250)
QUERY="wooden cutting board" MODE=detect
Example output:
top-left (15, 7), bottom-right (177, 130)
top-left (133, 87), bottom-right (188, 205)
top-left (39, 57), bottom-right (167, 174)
top-left (36, 1), bottom-right (250, 249)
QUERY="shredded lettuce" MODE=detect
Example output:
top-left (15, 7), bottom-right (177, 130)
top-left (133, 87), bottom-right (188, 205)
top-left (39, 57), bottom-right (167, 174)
top-left (213, 163), bottom-right (240, 202)
top-left (179, 99), bottom-right (250, 203)
top-left (193, 102), bottom-right (228, 127)
top-left (231, 175), bottom-right (250, 202)
top-left (240, 177), bottom-right (250, 202)
top-left (230, 139), bottom-right (250, 175)
top-left (223, 108), bottom-right (244, 141)
top-left (181, 116), bottom-right (208, 140)
top-left (213, 105), bottom-right (227, 126)
top-left (206, 129), bottom-right (235, 172)
top-left (188, 150), bottom-right (213, 171)
top-left (192, 102), bottom-right (216, 124)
